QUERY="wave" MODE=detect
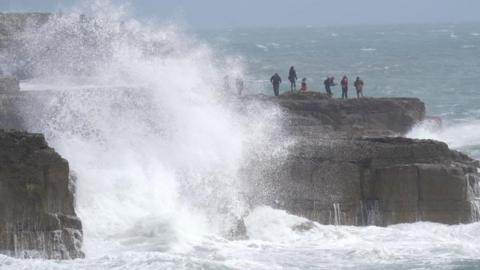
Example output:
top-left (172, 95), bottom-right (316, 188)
top-left (5, 206), bottom-right (480, 269)
top-left (12, 0), bottom-right (286, 257)
top-left (408, 120), bottom-right (480, 158)
top-left (255, 44), bottom-right (269, 51)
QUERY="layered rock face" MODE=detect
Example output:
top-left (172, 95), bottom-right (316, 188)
top-left (267, 137), bottom-right (480, 226)
top-left (0, 130), bottom-right (83, 259)
top-left (243, 92), bottom-right (480, 226)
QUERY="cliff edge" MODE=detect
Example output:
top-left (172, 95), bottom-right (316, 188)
top-left (242, 92), bottom-right (480, 226)
top-left (0, 130), bottom-right (84, 259)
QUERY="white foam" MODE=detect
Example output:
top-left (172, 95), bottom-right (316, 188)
top-left (13, 0), bottom-right (284, 258)
top-left (244, 206), bottom-right (312, 242)
top-left (408, 120), bottom-right (480, 151)
top-left (255, 44), bottom-right (268, 51)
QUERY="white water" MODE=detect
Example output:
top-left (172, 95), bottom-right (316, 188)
top-left (3, 206), bottom-right (480, 269)
top-left (3, 2), bottom-right (480, 269)
top-left (408, 120), bottom-right (480, 159)
top-left (5, 0), bottom-right (285, 260)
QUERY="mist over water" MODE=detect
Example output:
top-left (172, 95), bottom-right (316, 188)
top-left (3, 2), bottom-right (480, 270)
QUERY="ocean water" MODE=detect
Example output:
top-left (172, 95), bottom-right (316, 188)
top-left (2, 2), bottom-right (480, 269)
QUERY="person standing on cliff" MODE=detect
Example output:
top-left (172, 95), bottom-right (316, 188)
top-left (354, 77), bottom-right (364, 98)
top-left (288, 66), bottom-right (297, 92)
top-left (270, 73), bottom-right (282, 96)
top-left (324, 76), bottom-right (336, 97)
top-left (341, 75), bottom-right (349, 99)
top-left (300, 78), bottom-right (308, 92)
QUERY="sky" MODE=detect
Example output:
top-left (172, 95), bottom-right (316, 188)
top-left (1, 0), bottom-right (480, 28)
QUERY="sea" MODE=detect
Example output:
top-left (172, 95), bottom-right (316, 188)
top-left (2, 5), bottom-right (480, 270)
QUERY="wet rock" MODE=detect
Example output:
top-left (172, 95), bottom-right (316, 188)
top-left (275, 92), bottom-right (425, 137)
top-left (241, 92), bottom-right (425, 138)
top-left (242, 93), bottom-right (480, 226)
top-left (292, 221), bottom-right (315, 232)
top-left (246, 136), bottom-right (480, 226)
top-left (0, 130), bottom-right (84, 259)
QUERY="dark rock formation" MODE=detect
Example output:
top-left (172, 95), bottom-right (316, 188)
top-left (262, 137), bottom-right (480, 226)
top-left (0, 130), bottom-right (83, 259)
top-left (242, 92), bottom-right (480, 226)
top-left (241, 92), bottom-right (425, 137)
top-left (279, 95), bottom-right (425, 137)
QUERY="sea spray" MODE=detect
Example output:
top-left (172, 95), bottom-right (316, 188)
top-left (408, 120), bottom-right (480, 159)
top-left (10, 1), bottom-right (288, 256)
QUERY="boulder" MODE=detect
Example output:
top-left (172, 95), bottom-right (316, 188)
top-left (0, 130), bottom-right (83, 259)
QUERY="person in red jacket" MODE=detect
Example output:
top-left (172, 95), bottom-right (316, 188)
top-left (299, 78), bottom-right (307, 92)
top-left (341, 75), bottom-right (349, 99)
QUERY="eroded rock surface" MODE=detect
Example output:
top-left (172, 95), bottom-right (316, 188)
top-left (242, 92), bottom-right (480, 226)
top-left (0, 130), bottom-right (83, 259)
top-left (265, 137), bottom-right (480, 225)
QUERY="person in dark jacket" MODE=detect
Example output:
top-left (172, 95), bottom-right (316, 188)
top-left (354, 77), bottom-right (364, 98)
top-left (270, 73), bottom-right (282, 96)
top-left (340, 75), bottom-right (349, 99)
top-left (324, 76), bottom-right (337, 97)
top-left (288, 66), bottom-right (297, 91)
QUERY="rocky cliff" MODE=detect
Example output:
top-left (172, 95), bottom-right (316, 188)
top-left (243, 92), bottom-right (425, 137)
top-left (256, 137), bottom-right (480, 226)
top-left (276, 92), bottom-right (425, 136)
top-left (0, 130), bottom-right (83, 259)
top-left (242, 92), bottom-right (480, 226)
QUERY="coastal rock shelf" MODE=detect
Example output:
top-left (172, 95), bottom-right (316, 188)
top-left (243, 92), bottom-right (480, 226)
top-left (277, 93), bottom-right (425, 136)
top-left (0, 130), bottom-right (83, 259)
top-left (246, 92), bottom-right (426, 137)
top-left (262, 137), bottom-right (480, 226)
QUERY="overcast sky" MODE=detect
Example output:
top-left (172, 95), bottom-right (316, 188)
top-left (1, 0), bottom-right (480, 28)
